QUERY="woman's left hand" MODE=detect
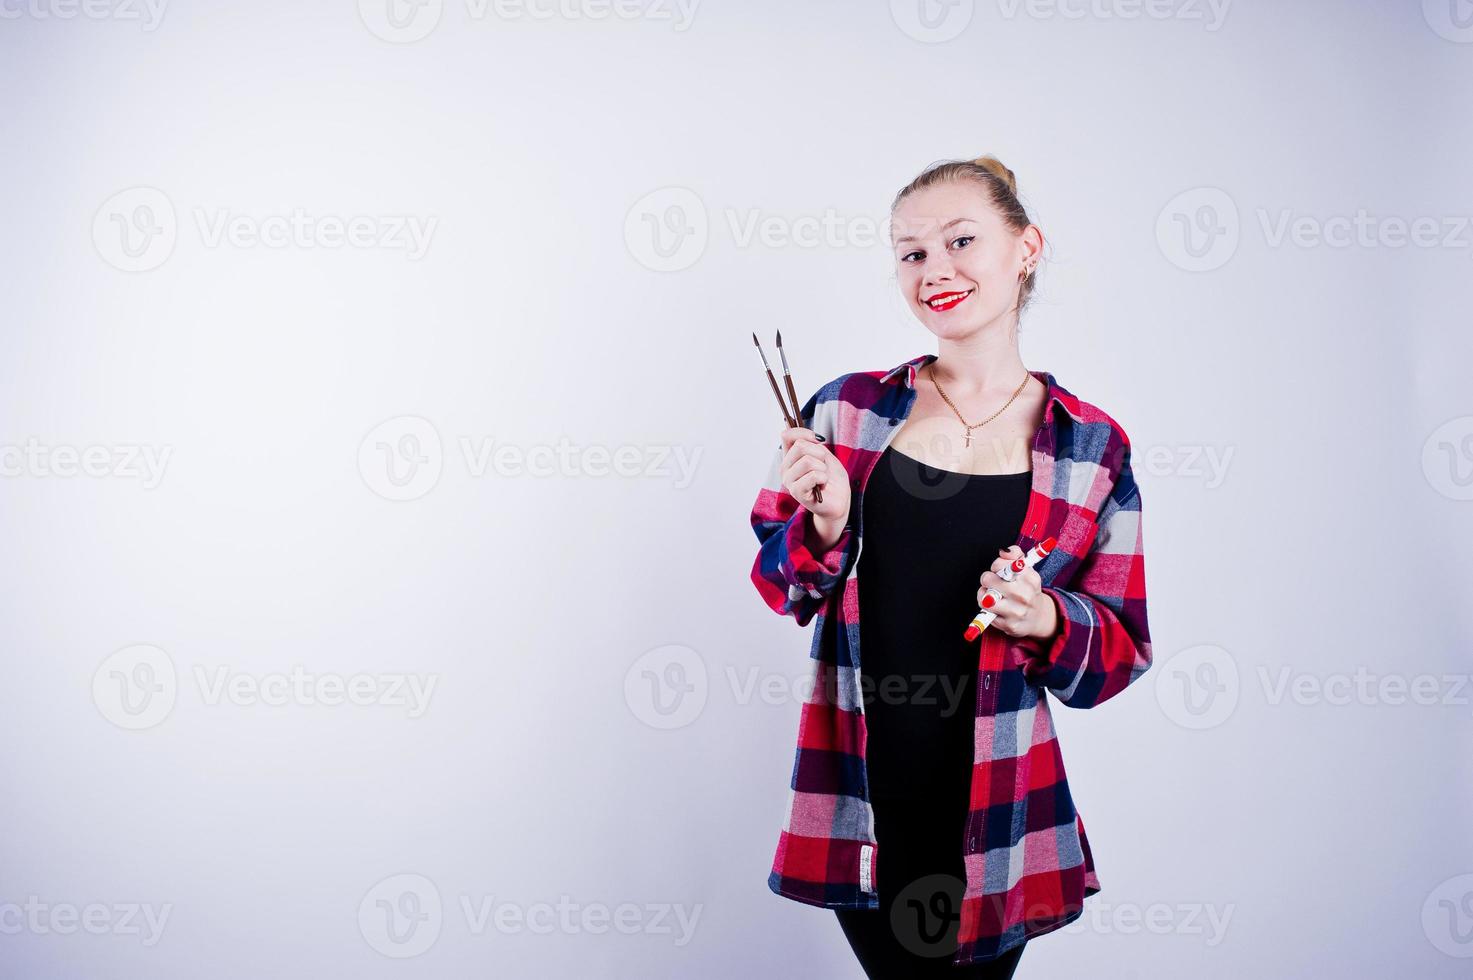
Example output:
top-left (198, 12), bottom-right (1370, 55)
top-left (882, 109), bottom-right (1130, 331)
top-left (977, 545), bottom-right (1059, 643)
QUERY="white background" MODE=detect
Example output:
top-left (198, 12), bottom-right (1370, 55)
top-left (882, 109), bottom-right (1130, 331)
top-left (2, 1), bottom-right (1471, 976)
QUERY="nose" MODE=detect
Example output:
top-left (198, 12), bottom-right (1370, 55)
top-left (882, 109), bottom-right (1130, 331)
top-left (922, 254), bottom-right (955, 287)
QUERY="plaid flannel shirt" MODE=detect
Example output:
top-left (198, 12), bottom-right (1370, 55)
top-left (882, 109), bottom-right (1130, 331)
top-left (748, 352), bottom-right (1152, 965)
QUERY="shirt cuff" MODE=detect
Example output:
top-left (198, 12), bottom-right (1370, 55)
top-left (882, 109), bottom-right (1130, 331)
top-left (782, 512), bottom-right (854, 597)
top-left (1012, 588), bottom-right (1072, 675)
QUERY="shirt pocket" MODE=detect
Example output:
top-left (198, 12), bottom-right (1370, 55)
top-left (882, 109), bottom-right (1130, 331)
top-left (1035, 511), bottom-right (1100, 590)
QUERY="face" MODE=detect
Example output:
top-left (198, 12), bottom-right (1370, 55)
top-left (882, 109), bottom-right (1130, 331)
top-left (890, 181), bottom-right (1039, 338)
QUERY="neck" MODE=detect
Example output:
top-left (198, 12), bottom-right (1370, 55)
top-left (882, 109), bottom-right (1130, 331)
top-left (930, 334), bottom-right (1029, 396)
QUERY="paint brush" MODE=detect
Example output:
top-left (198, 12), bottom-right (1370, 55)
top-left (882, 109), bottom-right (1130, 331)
top-left (753, 331), bottom-right (822, 504)
top-left (753, 332), bottom-right (798, 428)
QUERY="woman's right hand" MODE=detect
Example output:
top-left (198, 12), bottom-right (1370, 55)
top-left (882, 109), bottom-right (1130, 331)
top-left (779, 425), bottom-right (851, 526)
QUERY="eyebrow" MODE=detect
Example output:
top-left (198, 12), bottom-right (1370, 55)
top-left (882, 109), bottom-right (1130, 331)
top-left (893, 217), bottom-right (977, 246)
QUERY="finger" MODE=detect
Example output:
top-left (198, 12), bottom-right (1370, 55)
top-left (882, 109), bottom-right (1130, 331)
top-left (997, 585), bottom-right (1028, 613)
top-left (992, 597), bottom-right (1028, 634)
top-left (792, 461), bottom-right (829, 496)
top-left (782, 437), bottom-right (827, 471)
top-left (979, 571), bottom-right (1024, 607)
top-left (780, 426), bottom-right (827, 450)
top-left (989, 554), bottom-right (1025, 580)
top-left (780, 426), bottom-right (813, 452)
top-left (786, 456), bottom-right (825, 494)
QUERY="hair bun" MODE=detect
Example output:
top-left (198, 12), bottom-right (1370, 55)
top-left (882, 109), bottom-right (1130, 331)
top-left (972, 154), bottom-right (1018, 197)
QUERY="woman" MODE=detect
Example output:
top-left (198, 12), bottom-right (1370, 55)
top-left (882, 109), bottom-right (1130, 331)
top-left (749, 156), bottom-right (1153, 977)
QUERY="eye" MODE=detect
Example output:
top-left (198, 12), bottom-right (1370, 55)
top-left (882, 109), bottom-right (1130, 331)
top-left (901, 250), bottom-right (923, 263)
top-left (951, 235), bottom-right (974, 249)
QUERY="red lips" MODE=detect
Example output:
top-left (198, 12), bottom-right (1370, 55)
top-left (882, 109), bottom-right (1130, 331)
top-left (924, 288), bottom-right (972, 312)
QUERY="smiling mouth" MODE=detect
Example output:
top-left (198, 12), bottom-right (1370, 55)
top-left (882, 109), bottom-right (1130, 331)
top-left (925, 288), bottom-right (973, 312)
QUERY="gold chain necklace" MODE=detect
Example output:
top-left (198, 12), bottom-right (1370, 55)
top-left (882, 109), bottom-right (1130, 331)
top-left (928, 363), bottom-right (1031, 449)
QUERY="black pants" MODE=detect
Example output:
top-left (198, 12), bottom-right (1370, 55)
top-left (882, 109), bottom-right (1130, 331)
top-left (833, 792), bottom-right (1026, 978)
top-left (834, 905), bottom-right (1026, 979)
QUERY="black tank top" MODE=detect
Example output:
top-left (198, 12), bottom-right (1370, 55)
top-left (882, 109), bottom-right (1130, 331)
top-left (857, 443), bottom-right (1032, 805)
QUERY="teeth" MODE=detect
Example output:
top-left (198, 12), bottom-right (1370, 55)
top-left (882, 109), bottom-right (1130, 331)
top-left (928, 290), bottom-right (970, 308)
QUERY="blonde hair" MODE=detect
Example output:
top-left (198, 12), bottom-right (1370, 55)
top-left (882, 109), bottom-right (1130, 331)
top-left (891, 154), bottom-right (1041, 315)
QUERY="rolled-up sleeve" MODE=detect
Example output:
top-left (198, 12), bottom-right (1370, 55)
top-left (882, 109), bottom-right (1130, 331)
top-left (748, 389), bottom-right (853, 627)
top-left (1021, 442), bottom-right (1152, 708)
